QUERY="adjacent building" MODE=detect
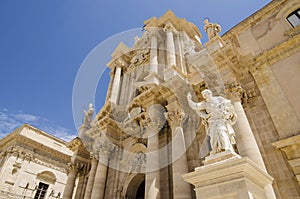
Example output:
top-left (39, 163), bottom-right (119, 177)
top-left (0, 124), bottom-right (73, 198)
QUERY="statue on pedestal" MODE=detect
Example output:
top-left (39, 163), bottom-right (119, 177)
top-left (187, 89), bottom-right (237, 157)
top-left (204, 19), bottom-right (221, 40)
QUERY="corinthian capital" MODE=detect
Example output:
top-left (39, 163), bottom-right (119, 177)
top-left (225, 81), bottom-right (245, 102)
top-left (93, 133), bottom-right (116, 161)
top-left (165, 101), bottom-right (188, 127)
top-left (163, 22), bottom-right (177, 33)
top-left (67, 163), bottom-right (78, 174)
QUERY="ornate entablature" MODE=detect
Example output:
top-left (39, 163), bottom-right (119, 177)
top-left (0, 125), bottom-right (72, 173)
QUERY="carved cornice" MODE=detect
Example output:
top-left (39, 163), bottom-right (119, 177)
top-left (126, 48), bottom-right (150, 73)
top-left (67, 137), bottom-right (84, 151)
top-left (144, 10), bottom-right (202, 42)
top-left (1, 135), bottom-right (72, 173)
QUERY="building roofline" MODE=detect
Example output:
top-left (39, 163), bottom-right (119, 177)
top-left (0, 124), bottom-right (68, 146)
top-left (222, 0), bottom-right (286, 38)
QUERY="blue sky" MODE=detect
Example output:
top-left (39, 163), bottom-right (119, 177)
top-left (0, 0), bottom-right (272, 141)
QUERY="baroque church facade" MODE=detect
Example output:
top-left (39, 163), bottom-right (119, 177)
top-left (1, 0), bottom-right (300, 198)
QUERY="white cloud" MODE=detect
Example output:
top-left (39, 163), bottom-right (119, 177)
top-left (0, 110), bottom-right (76, 141)
top-left (13, 113), bottom-right (39, 123)
top-left (41, 125), bottom-right (76, 141)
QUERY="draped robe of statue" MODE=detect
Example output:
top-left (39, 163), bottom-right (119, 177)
top-left (187, 89), bottom-right (237, 157)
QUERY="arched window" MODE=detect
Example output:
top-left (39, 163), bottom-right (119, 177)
top-left (287, 8), bottom-right (300, 27)
top-left (36, 171), bottom-right (56, 184)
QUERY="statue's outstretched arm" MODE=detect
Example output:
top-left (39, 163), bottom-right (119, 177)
top-left (187, 92), bottom-right (203, 110)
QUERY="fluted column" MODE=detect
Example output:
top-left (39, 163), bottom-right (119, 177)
top-left (145, 132), bottom-right (160, 199)
top-left (228, 85), bottom-right (276, 199)
top-left (75, 171), bottom-right (86, 199)
top-left (233, 100), bottom-right (266, 169)
top-left (110, 66), bottom-right (122, 104)
top-left (63, 163), bottom-right (78, 199)
top-left (164, 23), bottom-right (176, 67)
top-left (90, 157), bottom-right (108, 199)
top-left (145, 104), bottom-right (166, 199)
top-left (84, 157), bottom-right (98, 199)
top-left (166, 103), bottom-right (191, 199)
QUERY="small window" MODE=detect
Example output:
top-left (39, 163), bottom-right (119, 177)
top-left (34, 182), bottom-right (49, 199)
top-left (287, 8), bottom-right (300, 27)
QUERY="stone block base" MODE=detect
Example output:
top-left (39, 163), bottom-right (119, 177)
top-left (164, 65), bottom-right (185, 81)
top-left (182, 153), bottom-right (273, 199)
top-left (144, 72), bottom-right (163, 85)
top-left (205, 35), bottom-right (225, 53)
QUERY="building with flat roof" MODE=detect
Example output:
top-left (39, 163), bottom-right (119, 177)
top-left (0, 124), bottom-right (73, 198)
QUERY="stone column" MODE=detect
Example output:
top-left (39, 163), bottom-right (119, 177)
top-left (90, 157), bottom-right (108, 199)
top-left (84, 157), bottom-right (98, 199)
top-left (150, 32), bottom-right (158, 73)
top-left (176, 33), bottom-right (186, 74)
top-left (164, 23), bottom-right (176, 67)
top-left (228, 86), bottom-right (276, 199)
top-left (62, 163), bottom-right (78, 199)
top-left (110, 66), bottom-right (122, 104)
top-left (145, 131), bottom-right (160, 199)
top-left (145, 29), bottom-right (163, 84)
top-left (145, 104), bottom-right (166, 199)
top-left (166, 103), bottom-right (191, 199)
top-left (75, 171), bottom-right (86, 199)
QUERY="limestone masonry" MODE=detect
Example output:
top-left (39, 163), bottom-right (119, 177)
top-left (1, 0), bottom-right (300, 198)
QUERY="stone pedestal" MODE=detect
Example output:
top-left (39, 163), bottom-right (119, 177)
top-left (164, 65), bottom-right (185, 81)
top-left (182, 151), bottom-right (274, 199)
top-left (144, 72), bottom-right (163, 85)
top-left (205, 35), bottom-right (224, 54)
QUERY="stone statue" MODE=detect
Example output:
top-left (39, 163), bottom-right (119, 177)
top-left (187, 89), bottom-right (237, 157)
top-left (204, 19), bottom-right (221, 40)
top-left (83, 103), bottom-right (94, 127)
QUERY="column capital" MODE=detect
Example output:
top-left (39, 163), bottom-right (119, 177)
top-left (163, 22), bottom-right (177, 33)
top-left (165, 101), bottom-right (188, 128)
top-left (146, 27), bottom-right (159, 37)
top-left (93, 133), bottom-right (116, 162)
top-left (225, 81), bottom-right (258, 107)
top-left (68, 162), bottom-right (89, 175)
top-left (225, 81), bottom-right (245, 102)
top-left (67, 163), bottom-right (79, 175)
top-left (113, 59), bottom-right (127, 69)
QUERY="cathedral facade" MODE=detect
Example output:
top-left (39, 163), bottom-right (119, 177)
top-left (1, 0), bottom-right (299, 198)
top-left (65, 0), bottom-right (300, 198)
top-left (63, 0), bottom-right (300, 198)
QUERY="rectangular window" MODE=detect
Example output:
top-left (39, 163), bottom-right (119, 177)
top-left (34, 182), bottom-right (49, 199)
top-left (287, 9), bottom-right (300, 28)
